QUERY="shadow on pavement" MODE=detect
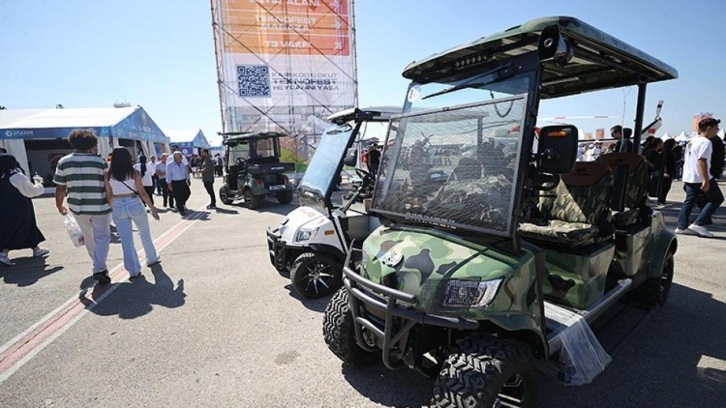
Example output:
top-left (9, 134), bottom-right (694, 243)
top-left (283, 283), bottom-right (329, 313)
top-left (537, 282), bottom-right (726, 407)
top-left (0, 256), bottom-right (63, 287)
top-left (83, 264), bottom-right (186, 320)
top-left (341, 362), bottom-right (433, 407)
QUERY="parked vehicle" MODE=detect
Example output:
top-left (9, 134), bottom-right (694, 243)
top-left (323, 16), bottom-right (678, 407)
top-left (267, 107), bottom-right (399, 298)
top-left (218, 131), bottom-right (295, 209)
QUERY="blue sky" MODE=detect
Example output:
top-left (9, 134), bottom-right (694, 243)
top-left (0, 0), bottom-right (722, 145)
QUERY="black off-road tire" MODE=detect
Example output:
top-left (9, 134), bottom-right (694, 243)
top-left (431, 335), bottom-right (537, 408)
top-left (243, 189), bottom-right (262, 210)
top-left (290, 253), bottom-right (341, 299)
top-left (219, 186), bottom-right (233, 205)
top-left (277, 190), bottom-right (294, 204)
top-left (323, 288), bottom-right (377, 367)
top-left (636, 251), bottom-right (674, 306)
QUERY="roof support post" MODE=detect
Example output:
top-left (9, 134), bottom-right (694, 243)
top-left (633, 82), bottom-right (647, 148)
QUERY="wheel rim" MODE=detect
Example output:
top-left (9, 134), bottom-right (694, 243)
top-left (493, 374), bottom-right (526, 408)
top-left (301, 260), bottom-right (335, 295)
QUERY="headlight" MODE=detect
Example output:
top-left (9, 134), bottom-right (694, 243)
top-left (442, 279), bottom-right (502, 307)
top-left (295, 228), bottom-right (317, 242)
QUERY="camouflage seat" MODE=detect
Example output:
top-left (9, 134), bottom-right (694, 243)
top-left (519, 162), bottom-right (614, 247)
top-left (597, 153), bottom-right (648, 229)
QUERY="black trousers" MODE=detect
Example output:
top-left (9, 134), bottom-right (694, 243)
top-left (144, 186), bottom-right (154, 206)
top-left (157, 178), bottom-right (170, 206)
top-left (171, 180), bottom-right (191, 212)
top-left (203, 181), bottom-right (216, 206)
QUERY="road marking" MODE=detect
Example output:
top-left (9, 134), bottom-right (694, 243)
top-left (0, 208), bottom-right (206, 383)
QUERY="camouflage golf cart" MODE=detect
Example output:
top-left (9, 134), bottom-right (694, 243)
top-left (219, 131), bottom-right (295, 209)
top-left (322, 16), bottom-right (678, 407)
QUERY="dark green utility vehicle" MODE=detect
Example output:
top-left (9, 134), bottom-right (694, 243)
top-left (219, 131), bottom-right (296, 209)
top-left (323, 16), bottom-right (678, 407)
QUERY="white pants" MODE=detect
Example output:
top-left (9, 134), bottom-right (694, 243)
top-left (74, 213), bottom-right (112, 274)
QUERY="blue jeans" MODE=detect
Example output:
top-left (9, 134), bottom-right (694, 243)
top-left (75, 213), bottom-right (111, 274)
top-left (112, 196), bottom-right (158, 275)
top-left (677, 179), bottom-right (724, 229)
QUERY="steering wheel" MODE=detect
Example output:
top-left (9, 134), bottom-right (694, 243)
top-left (355, 167), bottom-right (371, 180)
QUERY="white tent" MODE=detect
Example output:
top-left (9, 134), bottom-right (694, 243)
top-left (675, 131), bottom-right (690, 142)
top-left (659, 131), bottom-right (672, 139)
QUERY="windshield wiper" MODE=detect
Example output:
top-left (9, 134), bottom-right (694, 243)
top-left (422, 63), bottom-right (516, 100)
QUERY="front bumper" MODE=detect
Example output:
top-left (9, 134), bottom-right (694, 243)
top-left (266, 227), bottom-right (290, 271)
top-left (343, 265), bottom-right (479, 370)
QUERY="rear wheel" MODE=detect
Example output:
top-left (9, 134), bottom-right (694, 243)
top-left (636, 251), bottom-right (674, 306)
top-left (243, 189), bottom-right (262, 210)
top-left (432, 335), bottom-right (537, 408)
top-left (290, 252), bottom-right (341, 299)
top-left (219, 186), bottom-right (233, 205)
top-left (322, 288), bottom-right (377, 367)
top-left (277, 190), bottom-right (294, 204)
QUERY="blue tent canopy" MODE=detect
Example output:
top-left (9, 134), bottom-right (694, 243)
top-left (0, 106), bottom-right (169, 143)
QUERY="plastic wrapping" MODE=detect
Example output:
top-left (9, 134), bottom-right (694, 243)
top-left (63, 214), bottom-right (85, 247)
top-left (545, 302), bottom-right (612, 385)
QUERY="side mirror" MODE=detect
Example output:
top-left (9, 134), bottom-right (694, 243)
top-left (344, 148), bottom-right (357, 167)
top-left (538, 25), bottom-right (573, 65)
top-left (537, 125), bottom-right (578, 174)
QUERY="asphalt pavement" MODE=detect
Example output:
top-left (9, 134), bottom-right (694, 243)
top-left (0, 177), bottom-right (724, 408)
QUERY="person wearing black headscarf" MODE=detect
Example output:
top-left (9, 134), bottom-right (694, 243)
top-left (0, 154), bottom-right (48, 266)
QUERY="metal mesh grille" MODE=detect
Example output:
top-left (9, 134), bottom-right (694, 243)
top-left (372, 96), bottom-right (527, 236)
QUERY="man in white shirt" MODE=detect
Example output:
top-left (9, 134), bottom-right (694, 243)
top-left (676, 118), bottom-right (724, 237)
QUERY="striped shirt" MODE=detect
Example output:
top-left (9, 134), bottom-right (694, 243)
top-left (53, 153), bottom-right (111, 215)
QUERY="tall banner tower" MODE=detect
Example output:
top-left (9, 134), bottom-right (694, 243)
top-left (210, 0), bottom-right (357, 158)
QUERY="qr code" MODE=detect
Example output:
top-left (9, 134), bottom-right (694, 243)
top-left (237, 65), bottom-right (271, 98)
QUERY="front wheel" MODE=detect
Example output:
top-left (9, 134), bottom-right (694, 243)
top-left (219, 186), bottom-right (233, 205)
top-left (431, 335), bottom-right (537, 408)
top-left (290, 252), bottom-right (341, 299)
top-left (243, 189), bottom-right (262, 210)
top-left (322, 288), bottom-right (377, 367)
top-left (277, 190), bottom-right (294, 204)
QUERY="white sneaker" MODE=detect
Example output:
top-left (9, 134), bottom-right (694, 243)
top-left (0, 253), bottom-right (15, 266)
top-left (33, 247), bottom-right (50, 257)
top-left (674, 228), bottom-right (694, 235)
top-left (688, 224), bottom-right (714, 238)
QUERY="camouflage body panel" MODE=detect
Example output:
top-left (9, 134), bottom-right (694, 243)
top-left (541, 244), bottom-right (614, 309)
top-left (640, 212), bottom-right (677, 279)
top-left (359, 227), bottom-right (542, 325)
top-left (614, 225), bottom-right (650, 276)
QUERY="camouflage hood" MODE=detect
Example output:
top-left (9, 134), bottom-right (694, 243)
top-left (359, 227), bottom-right (535, 305)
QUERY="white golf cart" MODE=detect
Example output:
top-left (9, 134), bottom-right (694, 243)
top-left (266, 107), bottom-right (399, 298)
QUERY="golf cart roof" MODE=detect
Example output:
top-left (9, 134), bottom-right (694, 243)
top-left (402, 16), bottom-right (678, 98)
top-left (222, 131), bottom-right (287, 144)
top-left (326, 106), bottom-right (402, 125)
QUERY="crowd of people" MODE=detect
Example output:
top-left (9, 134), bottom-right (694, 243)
top-left (0, 130), bottom-right (223, 280)
top-left (0, 121), bottom-right (724, 278)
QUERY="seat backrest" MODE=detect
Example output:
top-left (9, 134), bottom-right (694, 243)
top-left (597, 153), bottom-right (648, 209)
top-left (453, 157), bottom-right (481, 180)
top-left (540, 162), bottom-right (613, 225)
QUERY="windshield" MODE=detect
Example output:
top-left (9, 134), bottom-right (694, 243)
top-left (228, 141), bottom-right (250, 164)
top-left (372, 95), bottom-right (528, 236)
top-left (298, 124), bottom-right (354, 201)
top-left (405, 71), bottom-right (533, 114)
